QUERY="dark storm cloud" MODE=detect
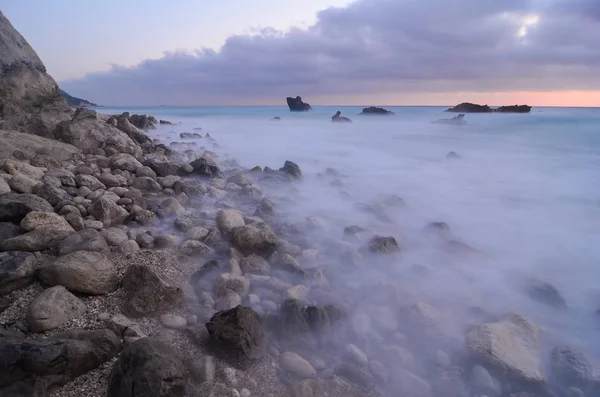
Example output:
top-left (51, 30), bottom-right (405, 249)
top-left (60, 0), bottom-right (600, 105)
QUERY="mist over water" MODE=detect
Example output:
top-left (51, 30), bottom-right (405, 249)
top-left (103, 105), bottom-right (600, 386)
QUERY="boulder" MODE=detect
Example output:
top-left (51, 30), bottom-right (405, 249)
top-left (7, 172), bottom-right (39, 193)
top-left (26, 285), bottom-right (86, 332)
top-left (466, 314), bottom-right (545, 385)
top-left (1, 228), bottom-right (72, 252)
top-left (359, 106), bottom-right (395, 115)
top-left (525, 278), bottom-right (567, 309)
top-left (174, 213), bottom-right (204, 231)
top-left (107, 337), bottom-right (186, 397)
top-left (280, 160), bottom-right (302, 179)
top-left (280, 352), bottom-right (316, 379)
top-left (38, 250), bottom-right (118, 294)
top-left (0, 222), bottom-right (23, 241)
top-left (0, 193), bottom-right (53, 222)
top-left (216, 209), bottom-right (245, 233)
top-left (74, 174), bottom-right (105, 190)
top-left (240, 254), bottom-right (271, 275)
top-left (129, 113), bottom-right (157, 130)
top-left (0, 131), bottom-right (79, 166)
top-left (160, 197), bottom-right (185, 216)
top-left (180, 240), bottom-right (213, 256)
top-left (231, 222), bottom-right (279, 255)
top-left (20, 211), bottom-right (74, 235)
top-left (0, 329), bottom-right (121, 395)
top-left (132, 176), bottom-right (162, 192)
top-left (89, 196), bottom-right (129, 227)
top-left (331, 111), bottom-right (352, 123)
top-left (121, 264), bottom-right (183, 317)
top-left (551, 346), bottom-right (593, 389)
top-left (205, 306), bottom-right (266, 368)
top-left (446, 103), bottom-right (492, 113)
top-left (58, 228), bottom-right (110, 256)
top-left (190, 155), bottom-right (221, 178)
top-left (101, 227), bottom-right (129, 246)
top-left (0, 251), bottom-right (38, 295)
top-left (286, 96), bottom-right (311, 111)
top-left (496, 105), bottom-right (532, 113)
top-left (367, 235), bottom-right (400, 254)
top-left (32, 183), bottom-right (71, 206)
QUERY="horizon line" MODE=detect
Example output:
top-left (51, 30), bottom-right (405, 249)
top-left (91, 104), bottom-right (600, 109)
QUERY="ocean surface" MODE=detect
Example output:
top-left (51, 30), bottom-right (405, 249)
top-left (97, 105), bottom-right (600, 359)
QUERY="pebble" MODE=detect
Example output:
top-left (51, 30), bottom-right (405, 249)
top-left (223, 367), bottom-right (238, 386)
top-left (345, 344), bottom-right (369, 367)
top-left (159, 313), bottom-right (187, 329)
top-left (98, 312), bottom-right (111, 321)
top-left (280, 352), bottom-right (316, 379)
top-left (240, 388), bottom-right (251, 397)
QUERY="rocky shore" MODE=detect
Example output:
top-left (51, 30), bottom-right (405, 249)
top-left (0, 10), bottom-right (597, 397)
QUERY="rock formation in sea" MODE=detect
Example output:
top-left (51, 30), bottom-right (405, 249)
top-left (331, 111), bottom-right (352, 123)
top-left (359, 107), bottom-right (395, 115)
top-left (286, 96), bottom-right (311, 111)
top-left (432, 114), bottom-right (467, 125)
top-left (446, 102), bottom-right (532, 113)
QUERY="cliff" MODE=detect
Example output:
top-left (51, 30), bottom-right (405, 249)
top-left (59, 89), bottom-right (98, 107)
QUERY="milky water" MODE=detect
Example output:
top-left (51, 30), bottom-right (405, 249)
top-left (100, 105), bottom-right (600, 362)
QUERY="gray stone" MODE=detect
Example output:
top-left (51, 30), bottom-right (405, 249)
top-left (119, 240), bottom-right (140, 253)
top-left (215, 290), bottom-right (242, 311)
top-left (33, 183), bottom-right (72, 206)
top-left (26, 286), bottom-right (86, 332)
top-left (122, 264), bottom-right (184, 317)
top-left (89, 196), bottom-right (129, 227)
top-left (160, 198), bottom-right (185, 216)
top-left (215, 273), bottom-right (250, 298)
top-left (110, 153), bottom-right (143, 172)
top-left (130, 209), bottom-right (156, 226)
top-left (136, 166), bottom-right (156, 179)
top-left (280, 352), bottom-right (316, 379)
top-left (0, 193), bottom-right (53, 222)
top-left (7, 173), bottom-right (39, 193)
top-left (185, 226), bottom-right (210, 241)
top-left (58, 228), bottom-right (110, 256)
top-left (190, 356), bottom-right (216, 383)
top-left (0, 251), bottom-right (38, 295)
top-left (160, 314), bottom-right (187, 329)
top-left (174, 213), bottom-right (204, 231)
top-left (19, 211), bottom-right (73, 234)
top-left (65, 212), bottom-right (85, 231)
top-left (98, 172), bottom-right (128, 188)
top-left (231, 223), bottom-right (279, 255)
top-left (227, 173), bottom-right (253, 187)
top-left (0, 222), bottom-right (22, 241)
top-left (154, 234), bottom-right (180, 248)
top-left (181, 239), bottom-right (214, 256)
top-left (551, 346), bottom-right (593, 389)
top-left (136, 232), bottom-right (154, 248)
top-left (367, 235), bottom-right (401, 254)
top-left (190, 155), bottom-right (221, 178)
top-left (101, 227), bottom-right (129, 246)
top-left (75, 174), bottom-right (106, 190)
top-left (344, 344), bottom-right (369, 367)
top-left (0, 178), bottom-right (10, 196)
top-left (1, 228), bottom-right (70, 251)
top-left (107, 314), bottom-right (147, 338)
top-left (38, 250), bottom-right (118, 295)
top-left (216, 209), bottom-right (246, 233)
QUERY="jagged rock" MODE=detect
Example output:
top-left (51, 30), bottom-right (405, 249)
top-left (331, 111), bottom-right (352, 123)
top-left (107, 337), bottom-right (186, 397)
top-left (216, 209), bottom-right (245, 233)
top-left (32, 183), bottom-right (72, 206)
top-left (366, 235), bottom-right (400, 254)
top-left (38, 250), bottom-right (118, 294)
top-left (280, 160), bottom-right (302, 179)
top-left (551, 346), bottom-right (593, 389)
top-left (26, 285), bottom-right (86, 332)
top-left (286, 96), bottom-right (311, 111)
top-left (0, 251), bottom-right (38, 295)
top-left (89, 196), bottom-right (129, 227)
top-left (360, 106), bottom-right (395, 115)
top-left (467, 314), bottom-right (545, 385)
top-left (214, 273), bottom-right (250, 298)
top-left (180, 132), bottom-right (202, 139)
top-left (58, 228), bottom-right (109, 256)
top-left (0, 193), bottom-right (53, 222)
top-left (122, 264), bottom-right (183, 317)
top-left (0, 329), bottom-right (121, 395)
top-left (206, 306), bottom-right (266, 368)
top-left (446, 103), bottom-right (492, 113)
top-left (129, 114), bottom-right (157, 130)
top-left (190, 155), bottom-right (221, 178)
top-left (115, 116), bottom-right (152, 145)
top-left (231, 222), bottom-right (279, 255)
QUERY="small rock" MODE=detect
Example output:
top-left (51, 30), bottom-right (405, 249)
top-left (215, 290), bottom-right (242, 311)
top-left (216, 209), bottom-right (245, 233)
top-left (101, 227), bottom-right (129, 246)
top-left (58, 228), bottom-right (110, 256)
top-left (240, 254), bottom-right (271, 275)
top-left (367, 235), bottom-right (400, 254)
top-left (190, 355), bottom-right (216, 383)
top-left (119, 240), bottom-right (140, 253)
top-left (181, 239), bottom-right (214, 256)
top-left (122, 264), bottom-right (184, 317)
top-left (160, 314), bottom-right (188, 329)
top-left (0, 251), bottom-right (38, 295)
top-left (280, 352), bottom-right (316, 379)
top-left (215, 273), bottom-right (250, 298)
top-left (345, 344), bottom-right (369, 367)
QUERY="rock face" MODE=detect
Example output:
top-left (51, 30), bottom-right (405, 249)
top-left (466, 314), bottom-right (545, 385)
top-left (121, 264), bottom-right (183, 317)
top-left (26, 285), bottom-right (86, 332)
top-left (360, 106), bottom-right (395, 115)
top-left (0, 329), bottom-right (121, 395)
top-left (0, 10), bottom-right (71, 135)
top-left (107, 337), bottom-right (186, 397)
top-left (446, 102), bottom-right (532, 113)
top-left (286, 96), bottom-right (312, 111)
top-left (206, 306), bottom-right (266, 368)
top-left (38, 251), bottom-right (118, 295)
top-left (0, 251), bottom-right (38, 295)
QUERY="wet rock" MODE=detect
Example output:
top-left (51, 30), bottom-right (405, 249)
top-left (280, 160), bottom-right (302, 179)
top-left (0, 251), bottom-right (38, 295)
top-left (101, 227), bottom-right (129, 246)
top-left (90, 196), bottom-right (129, 227)
top-left (215, 273), bottom-right (250, 298)
top-left (525, 278), bottom-right (567, 309)
top-left (181, 239), bottom-right (214, 256)
top-left (58, 228), bottom-right (110, 256)
top-left (240, 254), bottom-right (271, 275)
top-left (173, 179), bottom-right (207, 196)
top-left (467, 314), bottom-right (545, 385)
top-left (217, 209), bottom-right (245, 233)
top-left (174, 213), bottom-right (204, 231)
top-left (0, 329), bottom-right (121, 395)
top-left (121, 264), bottom-right (184, 317)
top-left (281, 352), bottom-right (316, 379)
top-left (206, 306), bottom-right (266, 368)
top-left (26, 285), bottom-right (86, 332)
top-left (190, 155), bottom-right (221, 178)
top-left (38, 250), bottom-right (118, 294)
top-left (107, 337), bottom-right (186, 397)
top-left (231, 222), bottom-right (279, 255)
top-left (367, 235), bottom-right (400, 254)
top-left (154, 234), bottom-right (179, 248)
top-left (160, 197), bottom-right (185, 216)
top-left (469, 364), bottom-right (501, 397)
top-left (551, 346), bottom-right (593, 389)
top-left (0, 193), bottom-right (53, 222)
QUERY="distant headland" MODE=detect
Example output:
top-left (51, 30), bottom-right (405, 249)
top-left (58, 89), bottom-right (99, 107)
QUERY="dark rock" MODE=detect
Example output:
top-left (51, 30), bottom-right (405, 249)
top-left (128, 114), bottom-right (157, 130)
top-left (1, 229), bottom-right (71, 252)
top-left (180, 132), bottom-right (202, 139)
top-left (0, 251), bottom-right (38, 296)
top-left (432, 114), bottom-right (467, 125)
top-left (525, 279), bottom-right (567, 309)
top-left (173, 179), bottom-right (206, 196)
top-left (0, 222), bottom-right (23, 242)
top-left (359, 106), bottom-right (395, 115)
top-left (331, 111), bottom-right (352, 123)
top-left (58, 228), bottom-right (110, 256)
top-left (174, 213), bottom-right (204, 231)
top-left (271, 117), bottom-right (281, 121)
top-left (446, 102), bottom-right (492, 113)
top-left (254, 197), bottom-right (275, 220)
top-left (205, 306), bottom-right (266, 368)
top-left (89, 196), bottom-right (129, 227)
top-left (147, 160), bottom-right (184, 177)
top-left (231, 222), bottom-right (279, 255)
top-left (159, 119), bottom-right (172, 125)
top-left (286, 96), bottom-right (311, 112)
top-left (122, 264), bottom-right (183, 317)
top-left (0, 193), bottom-right (53, 222)
top-left (240, 254), bottom-right (271, 275)
top-left (280, 160), bottom-right (302, 179)
top-left (0, 329), bottom-right (121, 395)
top-left (107, 337), bottom-right (186, 397)
top-left (130, 209), bottom-right (157, 226)
top-left (496, 105), bottom-right (532, 113)
top-left (32, 183), bottom-right (71, 206)
top-left (447, 151), bottom-right (461, 160)
top-left (366, 235), bottom-right (400, 254)
top-left (551, 346), bottom-right (592, 389)
top-left (276, 299), bottom-right (344, 340)
top-left (190, 155), bottom-right (221, 178)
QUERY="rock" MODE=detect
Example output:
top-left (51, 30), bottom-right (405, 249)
top-left (75, 174), bottom-right (106, 190)
top-left (133, 176), bottom-right (162, 192)
top-left (0, 178), bottom-right (10, 196)
top-left (280, 160), bottom-right (302, 179)
top-left (359, 106), bottom-right (395, 115)
top-left (173, 179), bottom-right (207, 196)
top-left (136, 166), bottom-right (157, 179)
top-left (98, 172), bottom-right (128, 188)
top-left (136, 232), bottom-right (154, 248)
top-left (38, 250), bottom-right (118, 294)
top-left (286, 96), bottom-right (311, 111)
top-left (217, 209), bottom-right (245, 233)
top-left (154, 234), bottom-right (180, 248)
top-left (160, 314), bottom-right (188, 329)
top-left (280, 352), bottom-right (316, 379)
top-left (496, 105), bottom-right (532, 113)
top-left (215, 273), bottom-right (250, 297)
top-left (240, 254), bottom-right (271, 275)
top-left (8, 173), bottom-right (39, 193)
top-left (119, 240), bottom-right (140, 253)
top-left (206, 306), bottom-right (266, 368)
top-left (1, 228), bottom-right (71, 252)
top-left (190, 155), bottom-right (221, 178)
top-left (58, 228), bottom-right (110, 256)
top-left (33, 183), bottom-right (72, 206)
top-left (331, 111), bottom-right (352, 123)
top-left (185, 226), bottom-right (210, 241)
top-left (181, 240), bottom-right (214, 256)
top-left (26, 285), bottom-right (86, 332)
top-left (402, 302), bottom-right (445, 342)
top-left (231, 223), bottom-right (279, 255)
top-left (287, 285), bottom-right (308, 301)
top-left (89, 196), bottom-right (129, 227)
top-left (174, 213), bottom-right (204, 231)
top-left (107, 314), bottom-right (147, 339)
top-left (446, 102), bottom-right (492, 113)
top-left (344, 344), bottom-right (369, 367)
top-left (101, 227), bottom-right (129, 246)
top-left (227, 173), bottom-right (253, 187)
top-left (65, 213), bottom-right (85, 231)
top-left (0, 329), bottom-right (121, 395)
top-left (215, 290), bottom-right (242, 311)
top-left (466, 314), bottom-right (544, 384)
top-left (0, 193), bottom-right (53, 222)
top-left (447, 151), bottom-right (461, 160)
top-left (525, 278), bottom-right (567, 309)
top-left (0, 222), bottom-right (23, 241)
top-left (470, 365), bottom-right (501, 397)
top-left (107, 337), bottom-right (186, 397)
top-left (110, 153), bottom-right (143, 172)
top-left (190, 356), bottom-right (216, 383)
top-left (334, 364), bottom-right (373, 389)
top-left (122, 264), bottom-right (184, 317)
top-left (393, 369), bottom-right (432, 397)
top-left (0, 251), bottom-right (38, 295)
top-left (130, 209), bottom-right (156, 226)
top-left (551, 346), bottom-right (593, 389)
top-left (160, 198), bottom-right (185, 216)
top-left (367, 235), bottom-right (400, 254)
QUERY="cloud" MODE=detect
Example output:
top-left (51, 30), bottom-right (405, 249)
top-left (60, 0), bottom-right (600, 105)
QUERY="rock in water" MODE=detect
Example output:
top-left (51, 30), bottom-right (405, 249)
top-left (550, 346), bottom-right (593, 389)
top-left (367, 235), bottom-right (400, 254)
top-left (280, 160), bottom-right (302, 179)
top-left (286, 96), bottom-right (311, 111)
top-left (359, 107), bottom-right (395, 115)
top-left (0, 329), bottom-right (121, 395)
top-left (206, 306), bottom-right (266, 368)
top-left (107, 337), bottom-right (186, 397)
top-left (190, 155), bottom-right (221, 178)
top-left (0, 251), bottom-right (38, 295)
top-left (231, 223), bottom-right (279, 255)
top-left (121, 264), bottom-right (183, 317)
top-left (26, 285), bottom-right (86, 332)
top-left (466, 314), bottom-right (545, 385)
top-left (216, 209), bottom-right (245, 233)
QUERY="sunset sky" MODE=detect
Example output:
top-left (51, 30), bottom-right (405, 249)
top-left (3, 0), bottom-right (599, 107)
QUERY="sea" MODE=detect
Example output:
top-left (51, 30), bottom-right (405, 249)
top-left (96, 105), bottom-right (600, 362)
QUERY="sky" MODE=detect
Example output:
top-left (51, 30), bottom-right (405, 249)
top-left (2, 0), bottom-right (600, 106)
